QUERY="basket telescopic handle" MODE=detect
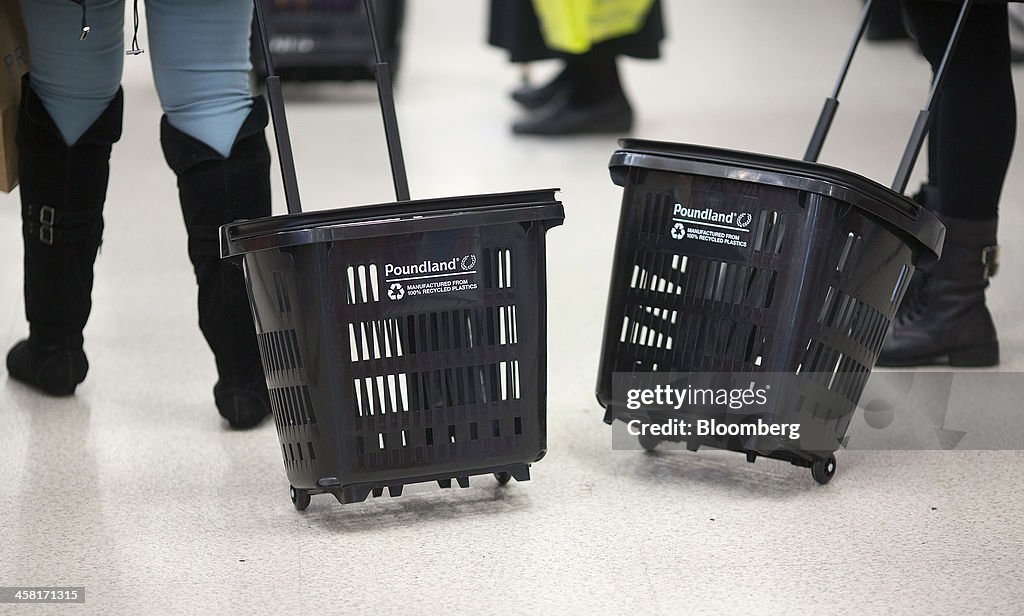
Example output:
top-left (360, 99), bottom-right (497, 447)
top-left (803, 0), bottom-right (876, 163)
top-left (252, 0), bottom-right (303, 215)
top-left (363, 0), bottom-right (411, 202)
top-left (891, 0), bottom-right (974, 194)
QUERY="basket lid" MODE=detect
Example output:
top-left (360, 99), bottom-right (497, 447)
top-left (610, 139), bottom-right (945, 263)
top-left (220, 189), bottom-right (564, 258)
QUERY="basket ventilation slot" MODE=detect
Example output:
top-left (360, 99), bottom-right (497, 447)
top-left (355, 415), bottom-right (525, 458)
top-left (346, 264), bottom-right (381, 305)
top-left (270, 385), bottom-right (318, 427)
top-left (274, 270), bottom-right (292, 314)
top-left (673, 315), bottom-right (769, 369)
top-left (620, 305), bottom-right (677, 350)
top-left (629, 251), bottom-right (777, 310)
top-left (349, 306), bottom-right (519, 363)
top-left (483, 247), bottom-right (515, 290)
top-left (836, 233), bottom-right (862, 274)
top-left (348, 318), bottom-right (404, 362)
top-left (795, 339), bottom-right (873, 405)
top-left (257, 329), bottom-right (304, 374)
top-left (353, 361), bottom-right (522, 417)
top-left (639, 192), bottom-right (672, 234)
top-left (817, 287), bottom-right (892, 356)
top-left (753, 210), bottom-right (787, 254)
top-left (618, 310), bottom-right (770, 372)
top-left (281, 441), bottom-right (316, 465)
top-left (891, 264), bottom-right (911, 306)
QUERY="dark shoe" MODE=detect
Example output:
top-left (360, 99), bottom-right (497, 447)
top-left (7, 340), bottom-right (89, 397)
top-left (5, 76), bottom-right (122, 396)
top-left (214, 382), bottom-right (272, 430)
top-left (877, 214), bottom-right (999, 367)
top-left (513, 93), bottom-right (633, 136)
top-left (510, 65), bottom-right (571, 110)
top-left (160, 99), bottom-right (273, 429)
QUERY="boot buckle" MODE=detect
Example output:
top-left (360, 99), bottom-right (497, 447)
top-left (39, 206), bottom-right (55, 246)
top-left (981, 245), bottom-right (999, 279)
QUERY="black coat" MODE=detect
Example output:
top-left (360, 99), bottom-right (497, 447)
top-left (488, 0), bottom-right (665, 62)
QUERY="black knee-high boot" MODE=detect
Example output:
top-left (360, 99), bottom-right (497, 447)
top-left (6, 77), bottom-right (123, 396)
top-left (159, 99), bottom-right (272, 429)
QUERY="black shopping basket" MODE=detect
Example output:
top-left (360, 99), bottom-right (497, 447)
top-left (223, 1), bottom-right (564, 510)
top-left (597, 0), bottom-right (972, 483)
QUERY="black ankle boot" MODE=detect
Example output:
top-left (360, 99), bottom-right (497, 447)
top-left (877, 213), bottom-right (999, 367)
top-left (6, 77), bottom-right (122, 396)
top-left (160, 99), bottom-right (272, 429)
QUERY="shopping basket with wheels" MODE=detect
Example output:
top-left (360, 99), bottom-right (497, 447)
top-left (223, 0), bottom-right (564, 510)
top-left (597, 0), bottom-right (973, 483)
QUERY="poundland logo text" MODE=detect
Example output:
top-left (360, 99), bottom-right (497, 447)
top-left (385, 259), bottom-right (459, 279)
top-left (674, 203), bottom-right (745, 226)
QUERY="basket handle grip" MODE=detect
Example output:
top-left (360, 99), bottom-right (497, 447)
top-left (891, 0), bottom-right (974, 194)
top-left (363, 0), bottom-right (411, 201)
top-left (804, 0), bottom-right (975, 196)
top-left (252, 0), bottom-right (303, 215)
top-left (803, 0), bottom-right (875, 164)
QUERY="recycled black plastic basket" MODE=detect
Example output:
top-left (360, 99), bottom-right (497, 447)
top-left (223, 191), bottom-right (563, 506)
top-left (596, 141), bottom-right (943, 480)
top-left (227, 1), bottom-right (564, 509)
top-left (597, 0), bottom-right (970, 483)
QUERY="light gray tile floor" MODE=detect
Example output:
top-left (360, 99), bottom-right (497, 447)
top-left (1, 1), bottom-right (1022, 614)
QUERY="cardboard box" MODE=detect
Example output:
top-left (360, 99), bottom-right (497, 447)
top-left (1, 0), bottom-right (29, 193)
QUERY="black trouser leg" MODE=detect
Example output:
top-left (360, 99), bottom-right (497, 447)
top-left (903, 1), bottom-right (1015, 219)
top-left (565, 46), bottom-right (623, 106)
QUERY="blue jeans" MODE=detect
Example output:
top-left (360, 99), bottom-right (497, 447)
top-left (19, 0), bottom-right (254, 156)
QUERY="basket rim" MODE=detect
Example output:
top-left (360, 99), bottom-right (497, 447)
top-left (220, 189), bottom-right (564, 258)
top-left (611, 139), bottom-right (945, 263)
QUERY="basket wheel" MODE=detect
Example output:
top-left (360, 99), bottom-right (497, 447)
top-left (811, 455), bottom-right (837, 485)
top-left (638, 433), bottom-right (660, 452)
top-left (290, 485), bottom-right (311, 511)
top-left (494, 472), bottom-right (512, 486)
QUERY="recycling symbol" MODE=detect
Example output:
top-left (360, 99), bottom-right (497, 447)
top-left (388, 282), bottom-right (405, 301)
top-left (671, 222), bottom-right (686, 240)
